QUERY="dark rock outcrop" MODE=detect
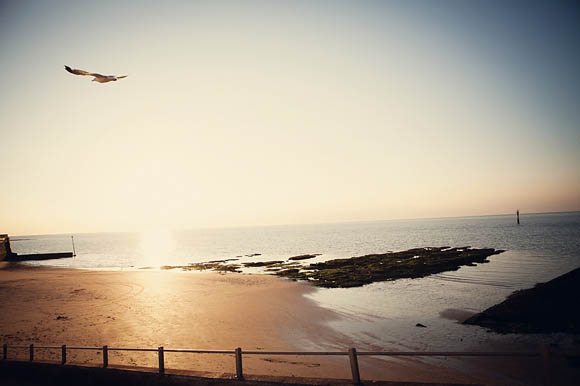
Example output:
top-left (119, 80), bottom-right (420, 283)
top-left (464, 267), bottom-right (580, 334)
top-left (288, 254), bottom-right (321, 261)
top-left (243, 261), bottom-right (284, 267)
top-left (275, 247), bottom-right (503, 288)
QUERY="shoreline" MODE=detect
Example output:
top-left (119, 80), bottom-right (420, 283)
top-left (12, 246), bottom-right (505, 290)
top-left (0, 264), bottom-right (343, 376)
top-left (0, 263), bottom-right (499, 384)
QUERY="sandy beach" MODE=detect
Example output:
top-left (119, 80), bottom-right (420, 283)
top-left (0, 263), bottom-right (501, 385)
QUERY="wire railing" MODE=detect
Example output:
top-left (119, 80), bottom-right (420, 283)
top-left (2, 343), bottom-right (577, 385)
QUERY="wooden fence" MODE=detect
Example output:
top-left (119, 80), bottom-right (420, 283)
top-left (1, 343), bottom-right (576, 385)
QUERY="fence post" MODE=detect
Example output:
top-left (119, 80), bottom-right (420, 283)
top-left (61, 345), bottom-right (66, 365)
top-left (235, 347), bottom-right (243, 380)
top-left (103, 345), bottom-right (108, 368)
top-left (158, 347), bottom-right (164, 375)
top-left (348, 348), bottom-right (361, 385)
top-left (2, 344), bottom-right (6, 360)
top-left (542, 346), bottom-right (551, 386)
top-left (29, 344), bottom-right (34, 361)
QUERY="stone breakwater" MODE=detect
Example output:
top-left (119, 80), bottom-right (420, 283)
top-left (158, 247), bottom-right (504, 288)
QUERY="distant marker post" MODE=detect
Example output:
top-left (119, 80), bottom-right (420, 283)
top-left (517, 210), bottom-right (520, 225)
top-left (71, 235), bottom-right (76, 257)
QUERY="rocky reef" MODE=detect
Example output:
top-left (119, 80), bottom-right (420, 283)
top-left (160, 262), bottom-right (242, 273)
top-left (155, 247), bottom-right (504, 288)
top-left (242, 260), bottom-right (284, 267)
top-left (464, 266), bottom-right (580, 334)
top-left (275, 247), bottom-right (504, 288)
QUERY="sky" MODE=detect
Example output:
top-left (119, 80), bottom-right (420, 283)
top-left (1, 0), bottom-right (579, 235)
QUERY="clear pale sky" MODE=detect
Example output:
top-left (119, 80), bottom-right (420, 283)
top-left (1, 1), bottom-right (579, 235)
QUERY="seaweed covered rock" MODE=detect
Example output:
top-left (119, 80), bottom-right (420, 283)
top-left (288, 254), bottom-right (321, 261)
top-left (275, 247), bottom-right (503, 288)
top-left (161, 263), bottom-right (242, 273)
top-left (243, 261), bottom-right (284, 267)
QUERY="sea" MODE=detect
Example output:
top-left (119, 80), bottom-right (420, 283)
top-left (8, 211), bottom-right (580, 384)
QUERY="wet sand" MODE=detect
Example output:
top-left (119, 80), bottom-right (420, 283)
top-left (0, 263), bottom-right (501, 384)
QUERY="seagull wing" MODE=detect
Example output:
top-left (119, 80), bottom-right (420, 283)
top-left (64, 65), bottom-right (99, 77)
top-left (65, 65), bottom-right (128, 83)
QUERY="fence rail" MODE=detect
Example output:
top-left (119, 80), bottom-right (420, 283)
top-left (2, 343), bottom-right (578, 385)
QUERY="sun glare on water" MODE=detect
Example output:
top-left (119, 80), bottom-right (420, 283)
top-left (139, 228), bottom-right (173, 267)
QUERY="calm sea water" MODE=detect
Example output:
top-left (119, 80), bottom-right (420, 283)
top-left (11, 212), bottom-right (580, 273)
top-left (10, 212), bottom-right (580, 384)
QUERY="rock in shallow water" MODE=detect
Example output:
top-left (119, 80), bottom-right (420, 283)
top-left (275, 247), bottom-right (504, 288)
top-left (288, 254), bottom-right (321, 261)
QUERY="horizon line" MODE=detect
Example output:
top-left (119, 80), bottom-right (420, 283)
top-left (9, 209), bottom-right (580, 238)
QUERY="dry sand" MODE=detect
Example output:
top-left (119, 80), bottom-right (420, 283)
top-left (0, 263), bottom-right (505, 384)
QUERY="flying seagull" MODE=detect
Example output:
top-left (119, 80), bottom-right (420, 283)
top-left (65, 65), bottom-right (128, 83)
